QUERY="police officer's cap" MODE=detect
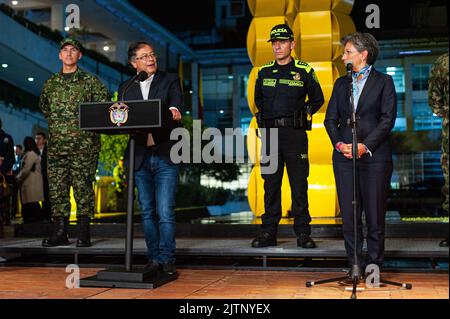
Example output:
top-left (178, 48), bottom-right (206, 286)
top-left (268, 24), bottom-right (294, 42)
top-left (60, 38), bottom-right (82, 51)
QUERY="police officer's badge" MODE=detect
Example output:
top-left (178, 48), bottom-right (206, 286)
top-left (109, 102), bottom-right (129, 127)
top-left (3, 137), bottom-right (9, 144)
top-left (293, 73), bottom-right (301, 81)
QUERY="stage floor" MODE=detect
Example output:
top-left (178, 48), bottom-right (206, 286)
top-left (0, 267), bottom-right (447, 299)
top-left (0, 237), bottom-right (448, 267)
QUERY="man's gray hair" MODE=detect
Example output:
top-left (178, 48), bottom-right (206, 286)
top-left (341, 32), bottom-right (379, 65)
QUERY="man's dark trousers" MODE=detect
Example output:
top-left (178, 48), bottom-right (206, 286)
top-left (261, 127), bottom-right (311, 237)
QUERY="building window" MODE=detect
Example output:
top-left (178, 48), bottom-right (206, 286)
top-left (412, 64), bottom-right (432, 91)
top-left (240, 117), bottom-right (252, 135)
top-left (230, 1), bottom-right (245, 18)
top-left (378, 66), bottom-right (406, 131)
top-left (239, 75), bottom-right (248, 99)
top-left (202, 73), bottom-right (234, 129)
top-left (411, 64), bottom-right (442, 131)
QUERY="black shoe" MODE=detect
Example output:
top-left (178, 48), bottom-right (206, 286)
top-left (297, 234), bottom-right (316, 248)
top-left (76, 216), bottom-right (91, 247)
top-left (42, 217), bottom-right (69, 247)
top-left (161, 261), bottom-right (176, 275)
top-left (76, 239), bottom-right (91, 248)
top-left (251, 232), bottom-right (277, 248)
top-left (339, 268), bottom-right (366, 285)
top-left (143, 260), bottom-right (160, 275)
top-left (439, 238), bottom-right (449, 247)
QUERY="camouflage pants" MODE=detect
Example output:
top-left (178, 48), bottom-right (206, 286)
top-left (441, 116), bottom-right (449, 213)
top-left (48, 152), bottom-right (98, 218)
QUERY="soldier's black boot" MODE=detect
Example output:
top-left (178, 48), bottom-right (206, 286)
top-left (42, 216), bottom-right (69, 247)
top-left (251, 232), bottom-right (277, 248)
top-left (76, 215), bottom-right (91, 247)
top-left (297, 233), bottom-right (316, 248)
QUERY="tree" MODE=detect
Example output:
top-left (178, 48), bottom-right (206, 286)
top-left (98, 134), bottom-right (128, 174)
top-left (178, 116), bottom-right (241, 184)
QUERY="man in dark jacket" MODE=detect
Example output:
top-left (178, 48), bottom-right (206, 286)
top-left (0, 118), bottom-right (14, 176)
top-left (0, 117), bottom-right (14, 227)
top-left (118, 41), bottom-right (183, 275)
top-left (35, 132), bottom-right (51, 221)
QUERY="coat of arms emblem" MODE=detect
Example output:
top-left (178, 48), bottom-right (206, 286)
top-left (109, 102), bottom-right (129, 127)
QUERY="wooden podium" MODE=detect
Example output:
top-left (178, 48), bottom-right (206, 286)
top-left (78, 99), bottom-right (178, 288)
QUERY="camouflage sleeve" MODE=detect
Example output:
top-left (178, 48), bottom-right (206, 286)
top-left (39, 81), bottom-right (50, 117)
top-left (91, 77), bottom-right (109, 103)
top-left (428, 57), bottom-right (446, 117)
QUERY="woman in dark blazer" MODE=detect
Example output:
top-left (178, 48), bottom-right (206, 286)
top-left (324, 32), bottom-right (397, 276)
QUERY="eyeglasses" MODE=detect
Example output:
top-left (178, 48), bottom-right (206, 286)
top-left (135, 52), bottom-right (157, 61)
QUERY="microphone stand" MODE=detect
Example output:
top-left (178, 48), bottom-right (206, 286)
top-left (348, 68), bottom-right (362, 299)
top-left (121, 71), bottom-right (148, 272)
top-left (305, 65), bottom-right (412, 299)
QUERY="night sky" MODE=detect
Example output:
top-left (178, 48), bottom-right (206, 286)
top-left (127, 0), bottom-right (448, 47)
top-left (128, 0), bottom-right (216, 31)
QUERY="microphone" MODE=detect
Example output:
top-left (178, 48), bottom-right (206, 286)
top-left (120, 71), bottom-right (149, 101)
top-left (345, 60), bottom-right (353, 78)
top-left (134, 70), bottom-right (149, 83)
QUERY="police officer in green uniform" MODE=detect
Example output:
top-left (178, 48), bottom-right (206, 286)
top-left (252, 24), bottom-right (325, 248)
top-left (40, 38), bottom-right (108, 247)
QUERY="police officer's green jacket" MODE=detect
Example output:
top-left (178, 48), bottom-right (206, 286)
top-left (39, 67), bottom-right (108, 156)
top-left (255, 58), bottom-right (324, 119)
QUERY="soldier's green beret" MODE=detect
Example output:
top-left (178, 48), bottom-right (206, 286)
top-left (60, 38), bottom-right (82, 51)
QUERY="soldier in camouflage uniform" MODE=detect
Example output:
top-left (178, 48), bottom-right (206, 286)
top-left (40, 38), bottom-right (108, 247)
top-left (428, 52), bottom-right (449, 247)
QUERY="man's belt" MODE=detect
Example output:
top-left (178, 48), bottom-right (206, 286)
top-left (264, 117), bottom-right (296, 128)
top-left (256, 109), bottom-right (312, 130)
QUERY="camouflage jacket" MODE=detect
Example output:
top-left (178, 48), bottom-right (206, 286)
top-left (428, 52), bottom-right (449, 118)
top-left (39, 67), bottom-right (108, 155)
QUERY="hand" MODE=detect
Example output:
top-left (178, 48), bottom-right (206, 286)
top-left (170, 108), bottom-right (182, 121)
top-left (339, 143), bottom-right (353, 159)
top-left (0, 156), bottom-right (3, 167)
top-left (339, 143), bottom-right (367, 159)
top-left (357, 143), bottom-right (367, 158)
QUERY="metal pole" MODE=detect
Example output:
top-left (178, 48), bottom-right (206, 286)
top-left (125, 137), bottom-right (135, 271)
top-left (349, 74), bottom-right (361, 297)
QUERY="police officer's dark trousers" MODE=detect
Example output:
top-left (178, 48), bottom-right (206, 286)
top-left (260, 126), bottom-right (311, 237)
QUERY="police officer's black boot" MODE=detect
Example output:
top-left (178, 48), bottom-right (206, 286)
top-left (42, 216), bottom-right (69, 247)
top-left (439, 238), bottom-right (449, 247)
top-left (76, 215), bottom-right (91, 247)
top-left (297, 233), bottom-right (316, 248)
top-left (251, 232), bottom-right (277, 248)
